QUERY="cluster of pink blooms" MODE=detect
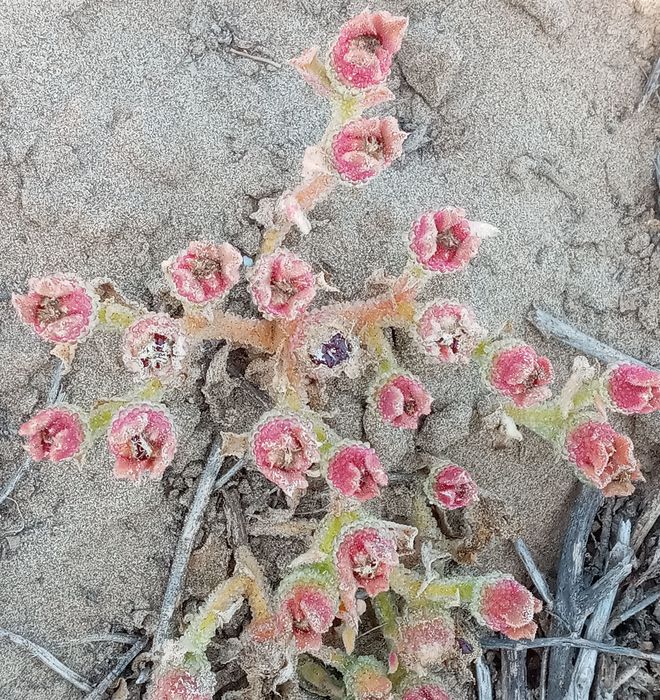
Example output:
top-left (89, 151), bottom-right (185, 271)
top-left (12, 9), bottom-right (660, 700)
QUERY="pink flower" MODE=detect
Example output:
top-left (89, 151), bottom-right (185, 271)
top-left (375, 374), bottom-right (432, 430)
top-left (566, 421), bottom-right (643, 497)
top-left (250, 414), bottom-right (320, 497)
top-left (162, 241), bottom-right (242, 305)
top-left (249, 249), bottom-right (316, 320)
top-left (147, 666), bottom-right (214, 700)
top-left (489, 343), bottom-right (553, 407)
top-left (107, 404), bottom-right (176, 481)
top-left (12, 273), bottom-right (97, 344)
top-left (409, 208), bottom-right (481, 273)
top-left (330, 10), bottom-right (408, 90)
top-left (474, 577), bottom-right (542, 640)
top-left (331, 117), bottom-right (406, 184)
top-left (326, 442), bottom-right (388, 502)
top-left (417, 301), bottom-right (484, 363)
top-left (122, 313), bottom-right (187, 381)
top-left (335, 526), bottom-right (398, 597)
top-left (426, 464), bottom-right (478, 510)
top-left (401, 683), bottom-right (451, 700)
top-left (19, 406), bottom-right (86, 462)
top-left (604, 363), bottom-right (660, 415)
top-left (277, 583), bottom-right (337, 651)
top-left (396, 615), bottom-right (456, 673)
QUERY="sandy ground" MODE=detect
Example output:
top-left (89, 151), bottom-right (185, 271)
top-left (0, 0), bottom-right (658, 698)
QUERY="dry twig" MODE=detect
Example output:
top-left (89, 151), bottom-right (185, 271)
top-left (152, 441), bottom-right (231, 652)
top-left (83, 637), bottom-right (147, 700)
top-left (514, 537), bottom-right (553, 608)
top-left (528, 309), bottom-right (658, 371)
top-left (638, 56), bottom-right (660, 112)
top-left (0, 625), bottom-right (93, 692)
top-left (475, 656), bottom-right (494, 700)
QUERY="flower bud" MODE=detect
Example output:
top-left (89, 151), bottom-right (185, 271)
top-left (147, 666), bottom-right (214, 700)
top-left (395, 612), bottom-right (456, 673)
top-left (400, 681), bottom-right (452, 700)
top-left (344, 656), bottom-right (392, 700)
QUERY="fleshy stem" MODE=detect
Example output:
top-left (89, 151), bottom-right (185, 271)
top-left (390, 567), bottom-right (476, 609)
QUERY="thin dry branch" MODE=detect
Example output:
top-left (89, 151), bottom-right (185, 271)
top-left (0, 360), bottom-right (63, 506)
top-left (0, 625), bottom-right (93, 692)
top-left (501, 648), bottom-right (527, 700)
top-left (566, 519), bottom-right (632, 699)
top-left (638, 56), bottom-right (660, 112)
top-left (547, 484), bottom-right (603, 698)
top-left (481, 636), bottom-right (660, 665)
top-left (631, 490), bottom-right (660, 552)
top-left (152, 440), bottom-right (227, 652)
top-left (514, 537), bottom-right (554, 608)
top-left (475, 656), bottom-right (494, 700)
top-left (528, 308), bottom-right (658, 371)
top-left (608, 588), bottom-right (660, 632)
top-left (83, 637), bottom-right (147, 700)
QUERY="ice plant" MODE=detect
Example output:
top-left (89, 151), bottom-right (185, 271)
top-left (472, 576), bottom-right (542, 640)
top-left (122, 313), bottom-right (187, 381)
top-left (487, 342), bottom-right (553, 407)
top-left (330, 10), bottom-right (407, 90)
top-left (416, 301), bottom-right (483, 363)
top-left (331, 117), bottom-right (406, 183)
top-left (11, 10), bottom-right (655, 700)
top-left (249, 248), bottom-right (316, 320)
top-left (375, 374), bottom-right (432, 430)
top-left (603, 362), bottom-right (660, 414)
top-left (107, 403), bottom-right (176, 481)
top-left (12, 273), bottom-right (97, 345)
top-left (19, 406), bottom-right (86, 462)
top-left (425, 463), bottom-right (478, 510)
top-left (326, 442), bottom-right (388, 501)
top-left (162, 240), bottom-right (243, 306)
top-left (566, 420), bottom-right (643, 497)
top-left (250, 413), bottom-right (320, 497)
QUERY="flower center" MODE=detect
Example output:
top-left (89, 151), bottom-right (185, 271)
top-left (310, 332), bottom-right (352, 369)
top-left (273, 437), bottom-right (303, 470)
top-left (403, 398), bottom-right (418, 416)
top-left (435, 227), bottom-right (459, 250)
top-left (39, 428), bottom-right (54, 449)
top-left (37, 297), bottom-right (65, 325)
top-left (364, 136), bottom-right (384, 159)
top-left (139, 333), bottom-right (174, 371)
top-left (271, 278), bottom-right (297, 303)
top-left (353, 34), bottom-right (381, 53)
top-left (353, 552), bottom-right (379, 580)
top-left (130, 433), bottom-right (153, 461)
top-left (190, 256), bottom-right (220, 279)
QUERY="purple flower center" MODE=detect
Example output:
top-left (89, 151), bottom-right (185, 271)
top-left (457, 638), bottom-right (473, 654)
top-left (403, 398), bottom-right (418, 416)
top-left (310, 332), bottom-right (352, 369)
top-left (436, 228), bottom-right (459, 250)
